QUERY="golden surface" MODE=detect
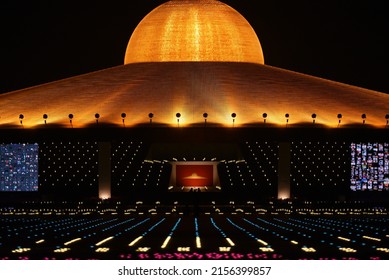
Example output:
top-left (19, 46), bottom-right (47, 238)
top-left (0, 62), bottom-right (387, 128)
top-left (124, 0), bottom-right (264, 64)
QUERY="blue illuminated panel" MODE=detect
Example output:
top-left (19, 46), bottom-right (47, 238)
top-left (0, 143), bottom-right (39, 191)
top-left (351, 143), bottom-right (389, 191)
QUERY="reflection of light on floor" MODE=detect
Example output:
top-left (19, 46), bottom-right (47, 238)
top-left (301, 247), bottom-right (316, 253)
top-left (259, 247), bottom-right (274, 252)
top-left (136, 247), bottom-right (150, 252)
top-left (128, 236), bottom-right (143, 247)
top-left (95, 247), bottom-right (110, 253)
top-left (12, 248), bottom-right (31, 253)
top-left (339, 247), bottom-right (357, 253)
top-left (95, 236), bottom-right (114, 246)
top-left (54, 248), bottom-right (70, 253)
top-left (376, 248), bottom-right (389, 253)
top-left (64, 237), bottom-right (82, 246)
top-left (178, 247), bottom-right (190, 252)
top-left (219, 247), bottom-right (231, 252)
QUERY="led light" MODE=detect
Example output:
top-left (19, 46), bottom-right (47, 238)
top-left (257, 239), bottom-right (268, 246)
top-left (129, 236), bottom-right (143, 247)
top-left (12, 248), bottom-right (31, 253)
top-left (362, 236), bottom-right (381, 242)
top-left (226, 238), bottom-right (235, 246)
top-left (338, 236), bottom-right (351, 242)
top-left (177, 247), bottom-right (190, 252)
top-left (136, 247), bottom-right (150, 252)
top-left (54, 248), bottom-right (71, 253)
top-left (64, 238), bottom-right (82, 246)
top-left (339, 247), bottom-right (357, 253)
top-left (95, 247), bottom-right (110, 253)
top-left (35, 239), bottom-right (45, 244)
top-left (161, 236), bottom-right (171, 249)
top-left (219, 247), bottom-right (231, 252)
top-left (196, 237), bottom-right (201, 248)
top-left (259, 247), bottom-right (274, 252)
top-left (376, 248), bottom-right (389, 253)
top-left (95, 236), bottom-right (114, 246)
top-left (301, 247), bottom-right (316, 253)
top-left (291, 240), bottom-right (299, 245)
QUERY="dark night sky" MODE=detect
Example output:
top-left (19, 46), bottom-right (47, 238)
top-left (1, 0), bottom-right (388, 94)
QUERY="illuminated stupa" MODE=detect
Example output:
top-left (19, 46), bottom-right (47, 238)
top-left (124, 0), bottom-right (264, 64)
top-left (0, 0), bottom-right (388, 128)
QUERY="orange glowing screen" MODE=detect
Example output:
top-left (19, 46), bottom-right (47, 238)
top-left (176, 164), bottom-right (213, 187)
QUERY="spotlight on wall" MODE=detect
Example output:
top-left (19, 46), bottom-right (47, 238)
top-left (121, 113), bottom-right (126, 126)
top-left (68, 114), bottom-right (74, 128)
top-left (19, 114), bottom-right (24, 125)
top-left (231, 113), bottom-right (236, 127)
top-left (176, 113), bottom-right (181, 127)
top-left (361, 113), bottom-right (366, 125)
top-left (285, 113), bottom-right (289, 126)
top-left (311, 113), bottom-right (317, 124)
top-left (337, 113), bottom-right (342, 127)
top-left (385, 114), bottom-right (389, 127)
top-left (148, 113), bottom-right (154, 125)
top-left (95, 113), bottom-right (100, 124)
top-left (262, 113), bottom-right (267, 124)
top-left (43, 114), bottom-right (48, 125)
top-left (203, 113), bottom-right (208, 127)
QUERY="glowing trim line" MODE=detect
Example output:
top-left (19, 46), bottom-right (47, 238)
top-left (338, 236), bottom-right (351, 242)
top-left (161, 236), bottom-right (171, 249)
top-left (129, 236), bottom-right (143, 247)
top-left (257, 239), bottom-right (268, 246)
top-left (226, 238), bottom-right (235, 246)
top-left (95, 236), bottom-right (114, 246)
top-left (196, 237), bottom-right (201, 248)
top-left (363, 236), bottom-right (381, 242)
top-left (64, 238), bottom-right (82, 246)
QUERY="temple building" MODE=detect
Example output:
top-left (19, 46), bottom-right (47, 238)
top-left (0, 0), bottom-right (388, 260)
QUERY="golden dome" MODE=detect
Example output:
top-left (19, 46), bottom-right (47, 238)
top-left (124, 0), bottom-right (264, 64)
